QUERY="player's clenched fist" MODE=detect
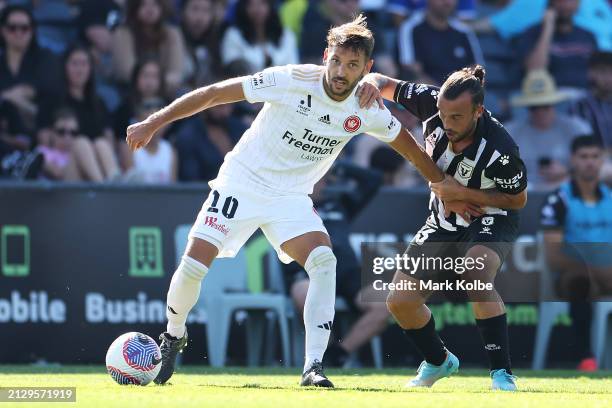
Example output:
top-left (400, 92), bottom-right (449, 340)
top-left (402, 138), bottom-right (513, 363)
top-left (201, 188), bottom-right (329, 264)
top-left (126, 120), bottom-right (156, 151)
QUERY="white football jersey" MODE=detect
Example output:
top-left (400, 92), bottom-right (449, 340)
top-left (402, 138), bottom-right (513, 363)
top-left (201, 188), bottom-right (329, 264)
top-left (211, 64), bottom-right (402, 195)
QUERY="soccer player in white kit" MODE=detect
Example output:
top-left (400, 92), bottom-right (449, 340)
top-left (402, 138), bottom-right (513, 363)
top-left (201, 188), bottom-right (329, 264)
top-left (126, 15), bottom-right (444, 387)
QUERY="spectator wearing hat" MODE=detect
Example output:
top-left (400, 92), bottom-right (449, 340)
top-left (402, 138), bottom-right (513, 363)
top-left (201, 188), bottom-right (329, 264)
top-left (506, 70), bottom-right (591, 190)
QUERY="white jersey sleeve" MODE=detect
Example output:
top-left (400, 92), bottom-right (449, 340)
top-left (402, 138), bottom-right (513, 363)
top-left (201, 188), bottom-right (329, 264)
top-left (241, 65), bottom-right (292, 104)
top-left (364, 107), bottom-right (402, 143)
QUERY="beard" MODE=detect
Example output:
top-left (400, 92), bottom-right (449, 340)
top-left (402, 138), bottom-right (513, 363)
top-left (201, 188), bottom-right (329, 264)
top-left (325, 74), bottom-right (362, 99)
top-left (447, 117), bottom-right (478, 143)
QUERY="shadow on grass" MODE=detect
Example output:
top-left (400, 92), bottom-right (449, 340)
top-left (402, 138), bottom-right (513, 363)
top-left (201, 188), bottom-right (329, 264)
top-left (192, 383), bottom-right (612, 395)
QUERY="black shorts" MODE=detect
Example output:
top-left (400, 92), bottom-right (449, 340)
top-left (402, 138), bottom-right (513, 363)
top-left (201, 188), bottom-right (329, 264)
top-left (405, 213), bottom-right (518, 281)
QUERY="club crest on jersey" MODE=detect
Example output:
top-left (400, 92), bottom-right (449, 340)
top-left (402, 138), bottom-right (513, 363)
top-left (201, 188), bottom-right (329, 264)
top-left (343, 115), bottom-right (361, 133)
top-left (457, 161), bottom-right (474, 179)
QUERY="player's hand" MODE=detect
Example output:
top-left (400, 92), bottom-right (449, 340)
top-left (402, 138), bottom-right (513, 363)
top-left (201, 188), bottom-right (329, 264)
top-left (430, 174), bottom-right (465, 202)
top-left (356, 81), bottom-right (384, 109)
top-left (126, 120), bottom-right (157, 151)
top-left (443, 200), bottom-right (484, 221)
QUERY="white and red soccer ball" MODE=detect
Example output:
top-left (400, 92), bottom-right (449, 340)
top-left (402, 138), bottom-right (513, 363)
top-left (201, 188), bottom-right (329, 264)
top-left (106, 332), bottom-right (162, 386)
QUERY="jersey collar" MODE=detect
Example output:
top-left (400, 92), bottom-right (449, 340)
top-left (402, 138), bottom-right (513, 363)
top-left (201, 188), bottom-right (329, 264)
top-left (570, 179), bottom-right (604, 201)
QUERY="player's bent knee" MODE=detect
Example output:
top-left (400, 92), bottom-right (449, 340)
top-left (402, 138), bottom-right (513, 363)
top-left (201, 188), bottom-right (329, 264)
top-left (185, 237), bottom-right (219, 268)
top-left (465, 245), bottom-right (501, 281)
top-left (386, 290), bottom-right (420, 318)
top-left (304, 246), bottom-right (337, 280)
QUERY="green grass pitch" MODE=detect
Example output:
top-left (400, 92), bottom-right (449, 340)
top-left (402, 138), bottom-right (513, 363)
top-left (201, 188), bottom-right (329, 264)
top-left (1, 366), bottom-right (611, 408)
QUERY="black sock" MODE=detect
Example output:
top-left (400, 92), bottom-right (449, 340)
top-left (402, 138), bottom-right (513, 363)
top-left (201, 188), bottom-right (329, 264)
top-left (404, 314), bottom-right (447, 366)
top-left (570, 301), bottom-right (593, 360)
top-left (476, 313), bottom-right (512, 374)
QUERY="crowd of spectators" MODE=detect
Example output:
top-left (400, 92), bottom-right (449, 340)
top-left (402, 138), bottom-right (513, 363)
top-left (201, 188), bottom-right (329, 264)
top-left (0, 0), bottom-right (610, 190)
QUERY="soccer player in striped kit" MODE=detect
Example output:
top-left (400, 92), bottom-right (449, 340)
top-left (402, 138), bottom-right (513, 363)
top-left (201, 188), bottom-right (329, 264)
top-left (126, 15), bottom-right (445, 387)
top-left (358, 66), bottom-right (528, 390)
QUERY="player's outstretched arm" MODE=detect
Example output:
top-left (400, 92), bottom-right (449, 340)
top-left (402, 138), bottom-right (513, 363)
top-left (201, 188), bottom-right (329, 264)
top-left (389, 127), bottom-right (444, 183)
top-left (126, 77), bottom-right (246, 151)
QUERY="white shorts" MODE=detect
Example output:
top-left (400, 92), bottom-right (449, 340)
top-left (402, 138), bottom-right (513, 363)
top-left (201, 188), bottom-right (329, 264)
top-left (189, 183), bottom-right (328, 264)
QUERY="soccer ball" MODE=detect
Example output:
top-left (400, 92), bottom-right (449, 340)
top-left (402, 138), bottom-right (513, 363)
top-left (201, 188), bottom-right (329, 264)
top-left (105, 332), bottom-right (162, 385)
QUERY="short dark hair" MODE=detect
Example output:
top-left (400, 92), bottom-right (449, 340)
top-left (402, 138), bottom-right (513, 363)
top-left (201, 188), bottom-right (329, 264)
top-left (589, 51), bottom-right (612, 69)
top-left (571, 135), bottom-right (603, 154)
top-left (440, 65), bottom-right (486, 108)
top-left (326, 14), bottom-right (375, 60)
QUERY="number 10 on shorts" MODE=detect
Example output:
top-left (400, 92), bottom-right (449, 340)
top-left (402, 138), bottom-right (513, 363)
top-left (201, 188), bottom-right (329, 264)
top-left (207, 190), bottom-right (239, 219)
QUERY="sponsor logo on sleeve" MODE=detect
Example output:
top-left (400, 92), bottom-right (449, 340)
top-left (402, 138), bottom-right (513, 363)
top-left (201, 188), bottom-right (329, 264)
top-left (493, 171), bottom-right (524, 189)
top-left (404, 83), bottom-right (415, 99)
top-left (251, 71), bottom-right (276, 90)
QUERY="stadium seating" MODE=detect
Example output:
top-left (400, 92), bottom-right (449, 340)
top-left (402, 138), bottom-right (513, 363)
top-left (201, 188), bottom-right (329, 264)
top-left (174, 226), bottom-right (291, 367)
top-left (532, 232), bottom-right (572, 370)
top-left (592, 301), bottom-right (612, 369)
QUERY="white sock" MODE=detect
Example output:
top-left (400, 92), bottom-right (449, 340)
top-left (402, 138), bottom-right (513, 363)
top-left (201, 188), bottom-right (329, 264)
top-left (302, 246), bottom-right (336, 372)
top-left (166, 256), bottom-right (208, 338)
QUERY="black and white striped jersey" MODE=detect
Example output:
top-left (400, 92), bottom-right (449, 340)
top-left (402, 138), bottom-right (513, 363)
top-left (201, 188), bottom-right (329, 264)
top-left (393, 81), bottom-right (528, 231)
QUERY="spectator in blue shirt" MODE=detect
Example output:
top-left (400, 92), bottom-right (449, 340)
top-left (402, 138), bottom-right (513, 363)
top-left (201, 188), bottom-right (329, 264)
top-left (397, 0), bottom-right (483, 84)
top-left (472, 0), bottom-right (612, 52)
top-left (389, 0), bottom-right (476, 27)
top-left (540, 135), bottom-right (612, 371)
